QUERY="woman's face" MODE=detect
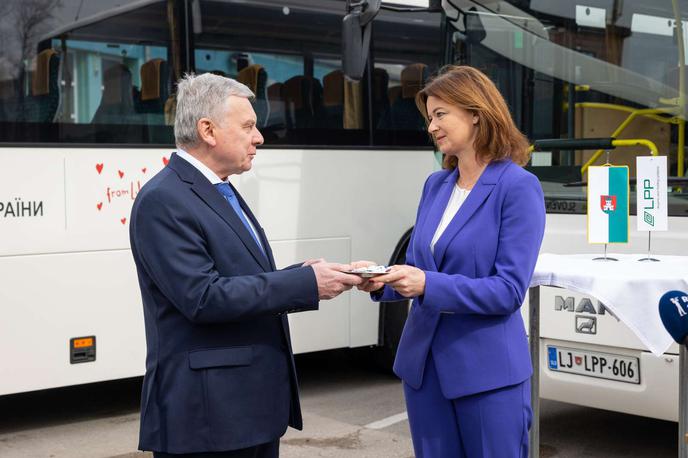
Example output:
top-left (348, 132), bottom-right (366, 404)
top-left (426, 95), bottom-right (478, 158)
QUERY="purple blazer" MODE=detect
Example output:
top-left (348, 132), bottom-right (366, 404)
top-left (374, 159), bottom-right (545, 399)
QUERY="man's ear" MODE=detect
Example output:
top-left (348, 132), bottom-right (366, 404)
top-left (197, 118), bottom-right (217, 147)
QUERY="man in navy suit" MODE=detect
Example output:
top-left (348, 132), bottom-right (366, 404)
top-left (129, 73), bottom-right (361, 458)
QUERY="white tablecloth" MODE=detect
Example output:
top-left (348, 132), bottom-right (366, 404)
top-left (530, 253), bottom-right (688, 356)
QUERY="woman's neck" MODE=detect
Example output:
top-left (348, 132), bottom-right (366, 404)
top-left (456, 153), bottom-right (486, 190)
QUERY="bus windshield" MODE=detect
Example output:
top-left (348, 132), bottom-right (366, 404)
top-left (443, 0), bottom-right (688, 216)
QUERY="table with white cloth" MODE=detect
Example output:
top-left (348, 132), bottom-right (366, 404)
top-left (527, 253), bottom-right (688, 458)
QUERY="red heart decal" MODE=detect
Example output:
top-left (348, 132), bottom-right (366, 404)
top-left (142, 167), bottom-right (147, 174)
top-left (162, 157), bottom-right (169, 166)
top-left (96, 163), bottom-right (104, 174)
top-left (120, 217), bottom-right (127, 225)
top-left (118, 170), bottom-right (124, 179)
top-left (97, 202), bottom-right (103, 211)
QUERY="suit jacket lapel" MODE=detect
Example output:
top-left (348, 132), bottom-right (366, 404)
top-left (168, 154), bottom-right (271, 272)
top-left (432, 160), bottom-right (510, 267)
top-left (418, 168), bottom-right (458, 271)
top-left (231, 184), bottom-right (277, 270)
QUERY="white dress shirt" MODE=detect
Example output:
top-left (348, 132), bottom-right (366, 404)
top-left (176, 149), bottom-right (263, 248)
top-left (430, 184), bottom-right (470, 253)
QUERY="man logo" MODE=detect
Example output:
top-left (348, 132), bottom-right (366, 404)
top-left (600, 195), bottom-right (617, 213)
top-left (576, 316), bottom-right (597, 334)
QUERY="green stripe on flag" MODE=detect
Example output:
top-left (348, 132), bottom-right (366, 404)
top-left (608, 167), bottom-right (628, 243)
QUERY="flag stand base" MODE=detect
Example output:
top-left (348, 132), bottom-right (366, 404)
top-left (593, 244), bottom-right (618, 261)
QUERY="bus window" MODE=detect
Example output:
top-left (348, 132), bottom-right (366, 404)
top-left (192, 0), bottom-right (369, 147)
top-left (0, 0), bottom-right (180, 145)
top-left (372, 7), bottom-right (442, 147)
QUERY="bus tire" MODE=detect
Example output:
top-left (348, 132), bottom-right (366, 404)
top-left (373, 228), bottom-right (413, 372)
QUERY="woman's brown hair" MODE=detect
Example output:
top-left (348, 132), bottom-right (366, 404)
top-left (415, 65), bottom-right (530, 168)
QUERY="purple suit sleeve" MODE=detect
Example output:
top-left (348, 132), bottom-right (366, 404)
top-left (422, 173), bottom-right (545, 315)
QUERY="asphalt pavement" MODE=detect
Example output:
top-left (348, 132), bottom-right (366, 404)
top-left (0, 349), bottom-right (677, 457)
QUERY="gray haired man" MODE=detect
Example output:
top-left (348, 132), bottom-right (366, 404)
top-left (129, 73), bottom-right (361, 458)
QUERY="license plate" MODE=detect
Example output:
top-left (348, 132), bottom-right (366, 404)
top-left (547, 346), bottom-right (640, 384)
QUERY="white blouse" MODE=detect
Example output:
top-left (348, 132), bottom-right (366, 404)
top-left (430, 184), bottom-right (471, 253)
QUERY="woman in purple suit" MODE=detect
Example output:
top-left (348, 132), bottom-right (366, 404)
top-left (356, 66), bottom-right (545, 457)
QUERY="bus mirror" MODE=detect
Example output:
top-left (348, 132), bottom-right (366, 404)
top-left (464, 7), bottom-right (486, 45)
top-left (342, 0), bottom-right (381, 81)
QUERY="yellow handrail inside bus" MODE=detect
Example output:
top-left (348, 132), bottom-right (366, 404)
top-left (576, 102), bottom-right (683, 175)
top-left (530, 138), bottom-right (658, 167)
top-left (611, 139), bottom-right (659, 156)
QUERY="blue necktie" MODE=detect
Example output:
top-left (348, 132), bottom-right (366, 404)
top-left (215, 182), bottom-right (265, 255)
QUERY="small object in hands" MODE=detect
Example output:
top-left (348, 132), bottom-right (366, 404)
top-left (347, 265), bottom-right (391, 277)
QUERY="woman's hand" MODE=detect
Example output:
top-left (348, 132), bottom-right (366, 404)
top-left (374, 265), bottom-right (425, 298)
top-left (351, 260), bottom-right (386, 293)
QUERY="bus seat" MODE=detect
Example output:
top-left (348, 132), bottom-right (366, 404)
top-left (24, 49), bottom-right (61, 122)
top-left (322, 70), bottom-right (344, 128)
top-left (136, 58), bottom-right (169, 124)
top-left (401, 63), bottom-right (427, 99)
top-left (266, 82), bottom-right (286, 129)
top-left (164, 95), bottom-right (176, 126)
top-left (372, 68), bottom-right (390, 128)
top-left (237, 64), bottom-right (269, 127)
top-left (283, 75), bottom-right (323, 129)
top-left (381, 63), bottom-right (427, 130)
top-left (283, 76), bottom-right (303, 129)
top-left (387, 86), bottom-right (401, 106)
top-left (92, 64), bottom-right (137, 124)
top-left (343, 78), bottom-right (364, 129)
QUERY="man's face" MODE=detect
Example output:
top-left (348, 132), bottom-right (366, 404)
top-left (210, 96), bottom-right (264, 177)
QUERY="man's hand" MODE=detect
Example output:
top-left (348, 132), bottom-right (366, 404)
top-left (311, 262), bottom-right (363, 300)
top-left (350, 260), bottom-right (377, 270)
top-left (374, 265), bottom-right (425, 298)
top-left (350, 260), bottom-right (385, 293)
top-left (302, 258), bottom-right (325, 267)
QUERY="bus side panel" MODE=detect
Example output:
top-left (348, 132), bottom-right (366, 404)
top-left (0, 251), bottom-right (145, 395)
top-left (272, 237), bottom-right (352, 354)
top-left (0, 147), bottom-right (436, 394)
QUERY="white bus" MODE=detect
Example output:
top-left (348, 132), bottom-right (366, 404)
top-left (432, 0), bottom-right (688, 421)
top-left (0, 0), bottom-right (444, 395)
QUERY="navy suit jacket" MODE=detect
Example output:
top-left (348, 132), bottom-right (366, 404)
top-left (375, 160), bottom-right (545, 398)
top-left (129, 153), bottom-right (319, 453)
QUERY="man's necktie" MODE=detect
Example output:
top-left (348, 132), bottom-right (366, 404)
top-left (215, 182), bottom-right (265, 255)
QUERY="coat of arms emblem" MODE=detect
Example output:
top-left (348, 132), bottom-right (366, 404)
top-left (600, 195), bottom-right (617, 213)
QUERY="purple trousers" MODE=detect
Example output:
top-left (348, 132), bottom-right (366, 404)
top-left (403, 353), bottom-right (532, 458)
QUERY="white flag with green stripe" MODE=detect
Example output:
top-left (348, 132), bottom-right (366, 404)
top-left (587, 166), bottom-right (629, 244)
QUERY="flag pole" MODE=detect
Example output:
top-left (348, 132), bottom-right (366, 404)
top-left (638, 231), bottom-right (660, 262)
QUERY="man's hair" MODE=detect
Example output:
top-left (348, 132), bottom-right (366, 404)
top-left (174, 73), bottom-right (254, 148)
top-left (415, 65), bottom-right (530, 167)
